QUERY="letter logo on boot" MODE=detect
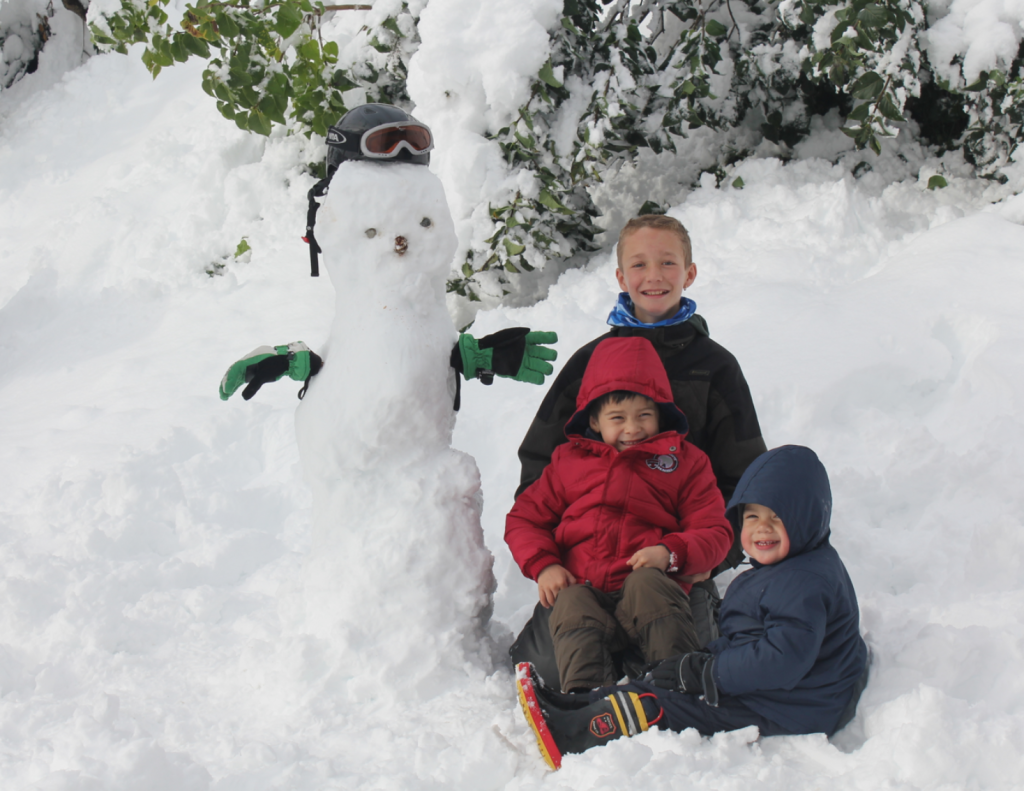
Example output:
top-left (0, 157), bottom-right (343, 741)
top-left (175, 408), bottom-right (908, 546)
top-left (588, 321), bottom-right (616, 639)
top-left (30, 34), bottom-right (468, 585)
top-left (589, 713), bottom-right (618, 738)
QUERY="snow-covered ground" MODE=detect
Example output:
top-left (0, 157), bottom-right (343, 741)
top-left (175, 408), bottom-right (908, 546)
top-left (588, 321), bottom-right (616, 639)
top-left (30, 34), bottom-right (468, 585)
top-left (2, 8), bottom-right (1024, 790)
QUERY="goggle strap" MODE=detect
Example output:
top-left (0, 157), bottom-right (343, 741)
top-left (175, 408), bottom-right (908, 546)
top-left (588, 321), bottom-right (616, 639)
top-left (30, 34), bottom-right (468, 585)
top-left (304, 177), bottom-right (331, 277)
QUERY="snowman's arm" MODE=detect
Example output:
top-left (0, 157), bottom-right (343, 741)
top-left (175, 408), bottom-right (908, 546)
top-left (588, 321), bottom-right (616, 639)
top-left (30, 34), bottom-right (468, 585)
top-left (452, 329), bottom-right (558, 386)
top-left (220, 342), bottom-right (323, 401)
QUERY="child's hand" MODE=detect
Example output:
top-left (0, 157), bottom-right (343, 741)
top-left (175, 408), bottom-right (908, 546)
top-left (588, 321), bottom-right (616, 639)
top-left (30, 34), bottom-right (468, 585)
top-left (628, 545), bottom-right (671, 572)
top-left (537, 564), bottom-right (576, 608)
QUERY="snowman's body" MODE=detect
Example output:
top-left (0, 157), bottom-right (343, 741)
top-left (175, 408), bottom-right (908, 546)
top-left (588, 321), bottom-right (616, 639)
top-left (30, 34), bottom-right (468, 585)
top-left (295, 161), bottom-right (494, 680)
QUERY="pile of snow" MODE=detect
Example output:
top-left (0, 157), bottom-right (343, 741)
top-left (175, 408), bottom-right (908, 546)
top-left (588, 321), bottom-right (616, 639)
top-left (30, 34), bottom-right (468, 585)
top-left (1, 8), bottom-right (1023, 790)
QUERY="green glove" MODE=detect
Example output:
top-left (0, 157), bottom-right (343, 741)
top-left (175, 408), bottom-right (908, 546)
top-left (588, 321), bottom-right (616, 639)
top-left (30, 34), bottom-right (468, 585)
top-left (219, 342), bottom-right (323, 401)
top-left (457, 328), bottom-right (558, 385)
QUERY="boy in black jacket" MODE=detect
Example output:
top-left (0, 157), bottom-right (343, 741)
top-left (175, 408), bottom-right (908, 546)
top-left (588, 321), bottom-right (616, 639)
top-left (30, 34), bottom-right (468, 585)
top-left (511, 215), bottom-right (766, 679)
top-left (517, 215), bottom-right (764, 505)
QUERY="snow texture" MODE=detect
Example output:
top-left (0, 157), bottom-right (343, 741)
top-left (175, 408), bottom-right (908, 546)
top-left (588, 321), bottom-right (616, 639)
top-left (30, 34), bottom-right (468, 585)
top-left (1, 4), bottom-right (1024, 789)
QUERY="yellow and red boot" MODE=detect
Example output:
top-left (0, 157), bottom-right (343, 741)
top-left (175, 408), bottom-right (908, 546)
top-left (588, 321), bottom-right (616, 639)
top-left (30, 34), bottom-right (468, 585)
top-left (515, 662), bottom-right (663, 770)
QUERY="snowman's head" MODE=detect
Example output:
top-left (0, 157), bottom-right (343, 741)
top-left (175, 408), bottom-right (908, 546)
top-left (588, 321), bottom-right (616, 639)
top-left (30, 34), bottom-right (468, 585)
top-left (317, 160), bottom-right (458, 294)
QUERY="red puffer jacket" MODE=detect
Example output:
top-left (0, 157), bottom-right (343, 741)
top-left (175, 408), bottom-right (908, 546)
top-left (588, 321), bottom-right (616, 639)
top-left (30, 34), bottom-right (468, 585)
top-left (504, 336), bottom-right (733, 593)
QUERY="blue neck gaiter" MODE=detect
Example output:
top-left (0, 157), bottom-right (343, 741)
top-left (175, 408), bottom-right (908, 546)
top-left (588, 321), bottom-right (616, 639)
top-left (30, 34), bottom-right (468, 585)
top-left (606, 293), bottom-right (697, 328)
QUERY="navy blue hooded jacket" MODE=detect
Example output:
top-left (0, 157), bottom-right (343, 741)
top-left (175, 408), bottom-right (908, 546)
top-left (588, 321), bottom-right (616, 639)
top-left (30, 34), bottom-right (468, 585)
top-left (706, 445), bottom-right (867, 735)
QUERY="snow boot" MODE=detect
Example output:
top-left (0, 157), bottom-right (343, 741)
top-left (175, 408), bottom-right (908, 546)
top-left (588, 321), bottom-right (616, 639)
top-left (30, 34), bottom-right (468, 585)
top-left (515, 662), bottom-right (663, 770)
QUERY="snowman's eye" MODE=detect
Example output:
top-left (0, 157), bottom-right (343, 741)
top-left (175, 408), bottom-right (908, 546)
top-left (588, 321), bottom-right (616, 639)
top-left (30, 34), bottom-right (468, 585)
top-left (420, 217), bottom-right (432, 228)
top-left (365, 228), bottom-right (377, 238)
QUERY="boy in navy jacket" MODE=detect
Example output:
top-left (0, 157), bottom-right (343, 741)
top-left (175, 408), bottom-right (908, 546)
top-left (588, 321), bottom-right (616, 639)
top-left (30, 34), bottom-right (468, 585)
top-left (516, 445), bottom-right (868, 770)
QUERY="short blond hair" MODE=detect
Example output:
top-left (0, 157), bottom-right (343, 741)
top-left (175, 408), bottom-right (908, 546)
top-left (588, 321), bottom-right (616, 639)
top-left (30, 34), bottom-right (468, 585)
top-left (617, 215), bottom-right (692, 267)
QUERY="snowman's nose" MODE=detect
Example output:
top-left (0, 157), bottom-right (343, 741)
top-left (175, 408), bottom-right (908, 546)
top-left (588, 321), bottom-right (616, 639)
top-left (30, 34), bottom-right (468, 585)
top-left (395, 236), bottom-right (408, 256)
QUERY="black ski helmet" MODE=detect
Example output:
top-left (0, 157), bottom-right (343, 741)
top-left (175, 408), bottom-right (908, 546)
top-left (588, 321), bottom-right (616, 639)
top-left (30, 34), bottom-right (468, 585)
top-left (326, 103), bottom-right (433, 174)
top-left (305, 104), bottom-right (434, 277)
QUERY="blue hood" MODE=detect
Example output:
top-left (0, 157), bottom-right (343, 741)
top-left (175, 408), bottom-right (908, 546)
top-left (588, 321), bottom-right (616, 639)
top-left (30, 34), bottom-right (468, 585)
top-left (726, 445), bottom-right (832, 561)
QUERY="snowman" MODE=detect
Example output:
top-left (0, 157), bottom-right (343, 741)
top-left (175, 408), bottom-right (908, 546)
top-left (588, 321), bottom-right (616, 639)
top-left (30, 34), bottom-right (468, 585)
top-left (220, 105), bottom-right (557, 683)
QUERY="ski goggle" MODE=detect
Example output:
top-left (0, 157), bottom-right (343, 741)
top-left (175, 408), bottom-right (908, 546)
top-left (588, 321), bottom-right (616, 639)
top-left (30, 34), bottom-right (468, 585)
top-left (327, 121), bottom-right (434, 160)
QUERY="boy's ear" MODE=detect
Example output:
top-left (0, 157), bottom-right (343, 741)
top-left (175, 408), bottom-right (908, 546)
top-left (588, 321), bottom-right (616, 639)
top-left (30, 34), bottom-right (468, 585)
top-left (683, 261), bottom-right (698, 290)
top-left (588, 414), bottom-right (602, 435)
top-left (615, 266), bottom-right (628, 292)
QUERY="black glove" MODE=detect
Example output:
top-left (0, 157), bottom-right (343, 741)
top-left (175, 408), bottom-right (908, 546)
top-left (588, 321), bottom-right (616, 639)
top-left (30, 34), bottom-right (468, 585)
top-left (220, 343), bottom-right (323, 401)
top-left (455, 328), bottom-right (557, 384)
top-left (646, 651), bottom-right (719, 706)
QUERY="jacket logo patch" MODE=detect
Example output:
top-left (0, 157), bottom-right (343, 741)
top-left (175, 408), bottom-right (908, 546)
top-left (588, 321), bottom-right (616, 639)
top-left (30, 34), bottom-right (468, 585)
top-left (646, 454), bottom-right (679, 473)
top-left (590, 713), bottom-right (617, 738)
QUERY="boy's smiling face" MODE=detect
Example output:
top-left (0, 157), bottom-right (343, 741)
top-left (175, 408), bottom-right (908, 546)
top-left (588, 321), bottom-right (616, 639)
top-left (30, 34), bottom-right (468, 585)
top-left (616, 227), bottom-right (697, 324)
top-left (741, 503), bottom-right (791, 564)
top-left (589, 395), bottom-right (660, 452)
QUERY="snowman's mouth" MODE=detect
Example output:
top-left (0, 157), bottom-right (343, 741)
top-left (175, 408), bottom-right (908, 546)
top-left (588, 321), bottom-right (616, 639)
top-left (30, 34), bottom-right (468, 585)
top-left (395, 236), bottom-right (408, 256)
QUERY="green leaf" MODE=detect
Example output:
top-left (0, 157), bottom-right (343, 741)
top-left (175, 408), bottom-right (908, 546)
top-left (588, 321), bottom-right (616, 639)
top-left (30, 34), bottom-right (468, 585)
top-left (212, 81), bottom-right (232, 103)
top-left (274, 4), bottom-right (304, 39)
top-left (927, 175), bottom-right (948, 190)
top-left (297, 39), bottom-right (320, 61)
top-left (182, 34), bottom-right (211, 58)
top-left (731, 177), bottom-right (744, 189)
top-left (561, 16), bottom-right (581, 35)
top-left (323, 41), bottom-right (339, 59)
top-left (215, 12), bottom-right (240, 39)
top-left (858, 4), bottom-right (887, 27)
top-left (538, 60), bottom-right (562, 89)
top-left (705, 19), bottom-right (728, 37)
top-left (877, 92), bottom-right (905, 122)
top-left (331, 70), bottom-right (358, 91)
top-left (259, 95), bottom-right (287, 125)
top-left (830, 20), bottom-right (851, 44)
top-left (248, 109), bottom-right (273, 136)
top-left (538, 189), bottom-right (571, 214)
top-left (504, 260), bottom-right (521, 273)
top-left (240, 85), bottom-right (260, 108)
top-left (170, 37), bottom-right (189, 63)
top-left (849, 72), bottom-right (884, 100)
top-left (503, 238), bottom-right (526, 256)
top-left (267, 71), bottom-right (290, 97)
top-left (869, 135), bottom-right (881, 155)
top-left (234, 238), bottom-right (251, 258)
top-left (461, 263), bottom-right (474, 278)
top-left (514, 131), bottom-right (535, 148)
top-left (381, 16), bottom-right (403, 37)
top-left (847, 102), bottom-right (870, 122)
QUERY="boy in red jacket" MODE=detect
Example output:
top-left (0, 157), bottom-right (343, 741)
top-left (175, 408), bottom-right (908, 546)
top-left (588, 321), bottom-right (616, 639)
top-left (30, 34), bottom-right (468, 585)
top-left (505, 336), bottom-right (733, 693)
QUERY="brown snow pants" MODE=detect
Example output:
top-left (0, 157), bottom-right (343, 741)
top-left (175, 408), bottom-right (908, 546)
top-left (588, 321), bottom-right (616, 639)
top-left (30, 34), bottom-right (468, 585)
top-left (548, 567), bottom-right (700, 692)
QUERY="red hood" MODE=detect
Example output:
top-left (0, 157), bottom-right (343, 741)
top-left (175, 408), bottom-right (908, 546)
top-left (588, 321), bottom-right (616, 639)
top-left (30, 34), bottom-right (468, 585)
top-left (565, 337), bottom-right (689, 437)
